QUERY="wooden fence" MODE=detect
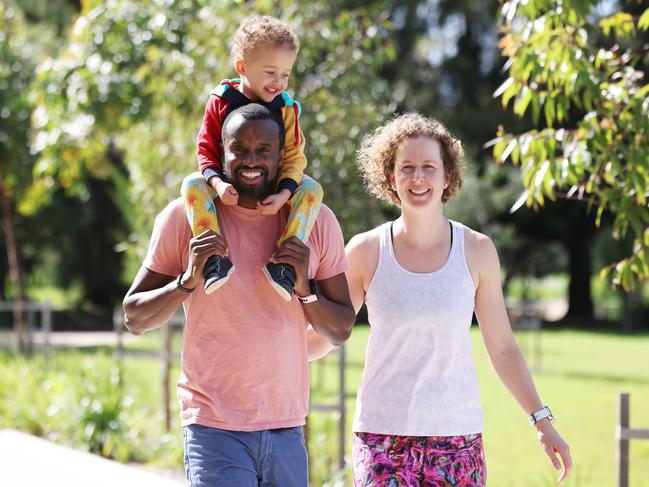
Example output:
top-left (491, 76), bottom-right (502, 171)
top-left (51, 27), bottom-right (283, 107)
top-left (0, 300), bottom-right (52, 358)
top-left (617, 392), bottom-right (649, 487)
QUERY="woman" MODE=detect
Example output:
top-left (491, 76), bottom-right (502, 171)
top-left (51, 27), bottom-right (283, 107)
top-left (345, 113), bottom-right (572, 486)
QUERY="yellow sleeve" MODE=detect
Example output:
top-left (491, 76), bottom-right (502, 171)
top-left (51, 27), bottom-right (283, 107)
top-left (279, 106), bottom-right (307, 186)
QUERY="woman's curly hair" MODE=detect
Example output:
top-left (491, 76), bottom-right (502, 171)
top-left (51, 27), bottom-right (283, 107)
top-left (357, 113), bottom-right (464, 206)
top-left (231, 16), bottom-right (299, 61)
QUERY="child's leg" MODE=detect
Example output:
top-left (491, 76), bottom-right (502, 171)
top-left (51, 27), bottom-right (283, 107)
top-left (180, 172), bottom-right (220, 236)
top-left (264, 176), bottom-right (323, 301)
top-left (278, 175), bottom-right (323, 245)
top-left (180, 172), bottom-right (234, 294)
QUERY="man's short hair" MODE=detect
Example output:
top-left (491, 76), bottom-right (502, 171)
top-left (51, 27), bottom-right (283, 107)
top-left (222, 104), bottom-right (286, 148)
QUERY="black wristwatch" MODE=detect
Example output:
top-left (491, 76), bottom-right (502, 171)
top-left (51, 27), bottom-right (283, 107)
top-left (296, 279), bottom-right (319, 304)
top-left (176, 272), bottom-right (195, 293)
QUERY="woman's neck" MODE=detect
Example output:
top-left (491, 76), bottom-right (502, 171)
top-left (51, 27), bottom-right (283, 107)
top-left (395, 207), bottom-right (448, 248)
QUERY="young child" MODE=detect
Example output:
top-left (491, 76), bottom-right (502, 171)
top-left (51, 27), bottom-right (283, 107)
top-left (181, 15), bottom-right (322, 301)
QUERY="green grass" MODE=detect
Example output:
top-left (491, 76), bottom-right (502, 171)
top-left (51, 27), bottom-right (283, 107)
top-left (309, 326), bottom-right (649, 486)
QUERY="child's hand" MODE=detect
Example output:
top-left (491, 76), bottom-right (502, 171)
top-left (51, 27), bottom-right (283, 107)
top-left (257, 189), bottom-right (291, 215)
top-left (215, 180), bottom-right (239, 206)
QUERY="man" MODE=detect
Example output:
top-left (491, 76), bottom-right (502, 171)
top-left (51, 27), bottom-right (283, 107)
top-left (123, 103), bottom-right (355, 486)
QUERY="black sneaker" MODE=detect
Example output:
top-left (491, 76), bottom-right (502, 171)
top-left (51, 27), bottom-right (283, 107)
top-left (203, 255), bottom-right (235, 294)
top-left (262, 262), bottom-right (296, 301)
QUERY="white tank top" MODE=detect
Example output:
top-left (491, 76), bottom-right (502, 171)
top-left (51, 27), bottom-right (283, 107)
top-left (352, 220), bottom-right (483, 436)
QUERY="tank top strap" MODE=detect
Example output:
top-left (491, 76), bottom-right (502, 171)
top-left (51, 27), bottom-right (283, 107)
top-left (448, 220), bottom-right (472, 280)
top-left (379, 221), bottom-right (392, 255)
top-left (375, 221), bottom-right (397, 275)
top-left (449, 220), bottom-right (463, 259)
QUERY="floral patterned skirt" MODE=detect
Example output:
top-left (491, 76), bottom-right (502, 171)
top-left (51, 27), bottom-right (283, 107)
top-left (352, 432), bottom-right (486, 487)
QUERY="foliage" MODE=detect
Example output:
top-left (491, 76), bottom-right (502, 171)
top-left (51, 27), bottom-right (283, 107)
top-left (27, 0), bottom-right (396, 257)
top-left (0, 350), bottom-right (179, 464)
top-left (490, 0), bottom-right (649, 290)
top-left (0, 3), bottom-right (34, 199)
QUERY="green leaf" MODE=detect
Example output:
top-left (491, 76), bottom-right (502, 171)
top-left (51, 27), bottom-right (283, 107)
top-left (639, 8), bottom-right (649, 31)
top-left (493, 77), bottom-right (514, 99)
top-left (513, 85), bottom-right (533, 117)
top-left (501, 138), bottom-right (518, 163)
top-left (544, 97), bottom-right (555, 127)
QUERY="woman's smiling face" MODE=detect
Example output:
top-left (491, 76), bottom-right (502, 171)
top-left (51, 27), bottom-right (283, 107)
top-left (391, 136), bottom-right (447, 209)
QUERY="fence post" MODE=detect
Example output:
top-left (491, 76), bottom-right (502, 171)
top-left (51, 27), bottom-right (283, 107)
top-left (617, 392), bottom-right (629, 487)
top-left (113, 305), bottom-right (124, 362)
top-left (338, 344), bottom-right (346, 471)
top-left (42, 301), bottom-right (52, 364)
top-left (162, 322), bottom-right (172, 432)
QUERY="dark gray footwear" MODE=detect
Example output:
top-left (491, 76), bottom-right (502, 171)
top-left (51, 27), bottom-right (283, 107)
top-left (262, 263), bottom-right (296, 301)
top-left (203, 255), bottom-right (235, 294)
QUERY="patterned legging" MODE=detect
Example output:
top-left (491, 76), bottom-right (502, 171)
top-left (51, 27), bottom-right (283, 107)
top-left (353, 432), bottom-right (486, 487)
top-left (180, 172), bottom-right (322, 245)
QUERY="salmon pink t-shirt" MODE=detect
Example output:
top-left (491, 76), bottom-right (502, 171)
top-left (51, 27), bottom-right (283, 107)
top-left (143, 198), bottom-right (347, 431)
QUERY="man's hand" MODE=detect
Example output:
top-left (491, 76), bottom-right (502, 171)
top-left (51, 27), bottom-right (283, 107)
top-left (183, 230), bottom-right (229, 289)
top-left (271, 236), bottom-right (310, 295)
top-left (257, 189), bottom-right (291, 215)
top-left (211, 178), bottom-right (239, 206)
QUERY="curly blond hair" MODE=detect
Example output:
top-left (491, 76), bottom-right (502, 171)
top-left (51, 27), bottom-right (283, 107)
top-left (231, 16), bottom-right (299, 61)
top-left (357, 113), bottom-right (464, 206)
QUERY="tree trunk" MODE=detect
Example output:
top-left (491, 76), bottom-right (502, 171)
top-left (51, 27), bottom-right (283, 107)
top-left (565, 235), bottom-right (594, 321)
top-left (0, 186), bottom-right (28, 353)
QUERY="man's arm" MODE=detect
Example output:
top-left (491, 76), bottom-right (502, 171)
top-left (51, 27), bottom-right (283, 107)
top-left (123, 229), bottom-right (228, 335)
top-left (272, 237), bottom-right (355, 346)
top-left (122, 267), bottom-right (188, 335)
top-left (305, 272), bottom-right (355, 346)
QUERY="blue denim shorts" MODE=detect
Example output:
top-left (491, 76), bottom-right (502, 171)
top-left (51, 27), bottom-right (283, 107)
top-left (183, 423), bottom-right (308, 487)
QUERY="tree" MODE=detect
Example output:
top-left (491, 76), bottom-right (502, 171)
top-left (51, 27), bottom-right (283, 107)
top-left (0, 2), bottom-right (35, 350)
top-left (491, 0), bottom-right (649, 291)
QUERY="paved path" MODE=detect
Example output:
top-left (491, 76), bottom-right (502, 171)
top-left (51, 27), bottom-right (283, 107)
top-left (0, 330), bottom-right (140, 349)
top-left (0, 430), bottom-right (185, 486)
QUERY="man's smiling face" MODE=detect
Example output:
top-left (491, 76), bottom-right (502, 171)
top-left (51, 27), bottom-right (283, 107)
top-left (222, 113), bottom-right (282, 207)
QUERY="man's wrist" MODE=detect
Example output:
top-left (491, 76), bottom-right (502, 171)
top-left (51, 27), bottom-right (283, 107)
top-left (296, 279), bottom-right (319, 304)
top-left (177, 272), bottom-right (196, 293)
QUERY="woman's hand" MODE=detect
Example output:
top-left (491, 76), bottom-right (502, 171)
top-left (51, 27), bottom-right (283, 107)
top-left (536, 420), bottom-right (572, 483)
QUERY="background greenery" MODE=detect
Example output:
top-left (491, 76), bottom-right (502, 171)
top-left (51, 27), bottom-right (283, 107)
top-left (1, 0), bottom-right (647, 325)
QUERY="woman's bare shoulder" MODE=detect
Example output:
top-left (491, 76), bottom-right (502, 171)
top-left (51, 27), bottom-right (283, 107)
top-left (346, 225), bottom-right (384, 272)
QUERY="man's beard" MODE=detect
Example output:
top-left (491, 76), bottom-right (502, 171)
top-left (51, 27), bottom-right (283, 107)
top-left (226, 168), bottom-right (276, 199)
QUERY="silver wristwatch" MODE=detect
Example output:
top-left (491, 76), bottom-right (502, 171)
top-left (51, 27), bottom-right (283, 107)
top-left (529, 405), bottom-right (554, 427)
top-left (296, 279), bottom-right (319, 304)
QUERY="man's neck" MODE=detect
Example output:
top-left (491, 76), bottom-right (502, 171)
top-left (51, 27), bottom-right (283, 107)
top-left (237, 196), bottom-right (258, 210)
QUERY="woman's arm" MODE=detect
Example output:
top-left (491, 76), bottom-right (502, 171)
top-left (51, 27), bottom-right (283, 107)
top-left (470, 231), bottom-right (572, 483)
top-left (306, 325), bottom-right (336, 361)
